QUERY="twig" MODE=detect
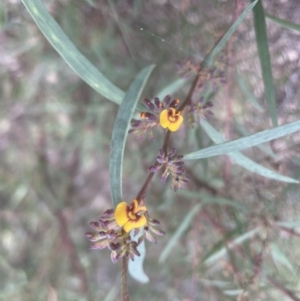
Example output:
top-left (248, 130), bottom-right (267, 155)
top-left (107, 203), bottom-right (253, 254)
top-left (135, 47), bottom-right (215, 203)
top-left (121, 257), bottom-right (129, 301)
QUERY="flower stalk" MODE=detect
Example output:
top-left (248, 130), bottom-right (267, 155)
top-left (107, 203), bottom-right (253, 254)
top-left (122, 257), bottom-right (129, 301)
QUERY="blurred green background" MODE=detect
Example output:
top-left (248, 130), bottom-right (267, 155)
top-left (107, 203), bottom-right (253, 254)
top-left (1, 0), bottom-right (300, 300)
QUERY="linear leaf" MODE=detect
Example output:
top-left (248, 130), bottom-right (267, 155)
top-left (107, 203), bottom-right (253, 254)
top-left (22, 0), bottom-right (124, 105)
top-left (236, 73), bottom-right (264, 112)
top-left (159, 204), bottom-right (201, 263)
top-left (203, 227), bottom-right (260, 266)
top-left (189, 120), bottom-right (299, 183)
top-left (232, 152), bottom-right (298, 183)
top-left (184, 120), bottom-right (300, 160)
top-left (266, 14), bottom-right (300, 32)
top-left (270, 244), bottom-right (295, 274)
top-left (276, 220), bottom-right (300, 228)
top-left (205, 0), bottom-right (258, 65)
top-left (128, 230), bottom-right (149, 283)
top-left (109, 65), bottom-right (154, 206)
top-left (178, 190), bottom-right (247, 211)
top-left (223, 289), bottom-right (244, 296)
top-left (201, 228), bottom-right (241, 264)
top-left (252, 0), bottom-right (277, 126)
top-left (234, 120), bottom-right (277, 159)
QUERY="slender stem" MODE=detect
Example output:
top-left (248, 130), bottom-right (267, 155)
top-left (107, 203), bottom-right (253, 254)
top-left (136, 128), bottom-right (170, 203)
top-left (136, 172), bottom-right (155, 202)
top-left (121, 257), bottom-right (129, 301)
top-left (178, 66), bottom-right (202, 112)
top-left (135, 68), bottom-right (203, 203)
top-left (162, 130), bottom-right (171, 153)
top-left (135, 27), bottom-right (232, 203)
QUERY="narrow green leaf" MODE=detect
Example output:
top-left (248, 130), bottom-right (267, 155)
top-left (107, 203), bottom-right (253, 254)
top-left (178, 190), bottom-right (247, 211)
top-left (205, 0), bottom-right (258, 65)
top-left (190, 120), bottom-right (298, 183)
top-left (234, 120), bottom-right (277, 159)
top-left (184, 120), bottom-right (300, 160)
top-left (232, 152), bottom-right (298, 183)
top-left (203, 227), bottom-right (260, 266)
top-left (128, 230), bottom-right (149, 283)
top-left (236, 73), bottom-right (264, 112)
top-left (223, 289), bottom-right (244, 296)
top-left (266, 14), bottom-right (300, 32)
top-left (252, 0), bottom-right (277, 126)
top-left (109, 65), bottom-right (155, 206)
top-left (276, 220), bottom-right (300, 228)
top-left (202, 228), bottom-right (240, 263)
top-left (271, 244), bottom-right (295, 273)
top-left (22, 0), bottom-right (124, 105)
top-left (10, 184), bottom-right (28, 210)
top-left (108, 0), bottom-right (136, 59)
top-left (159, 204), bottom-right (201, 263)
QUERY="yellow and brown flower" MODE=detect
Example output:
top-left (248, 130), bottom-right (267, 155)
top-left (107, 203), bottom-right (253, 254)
top-left (86, 200), bottom-right (164, 263)
top-left (159, 107), bottom-right (183, 132)
top-left (129, 95), bottom-right (184, 139)
top-left (115, 199), bottom-right (147, 233)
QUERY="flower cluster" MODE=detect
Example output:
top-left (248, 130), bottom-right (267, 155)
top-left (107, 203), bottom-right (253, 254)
top-left (177, 58), bottom-right (226, 91)
top-left (149, 148), bottom-right (189, 191)
top-left (196, 66), bottom-right (226, 90)
top-left (187, 97), bottom-right (213, 127)
top-left (86, 199), bottom-right (164, 263)
top-left (129, 95), bottom-right (184, 140)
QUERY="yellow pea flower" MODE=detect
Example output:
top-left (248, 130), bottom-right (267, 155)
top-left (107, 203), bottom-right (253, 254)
top-left (115, 199), bottom-right (147, 233)
top-left (159, 108), bottom-right (183, 132)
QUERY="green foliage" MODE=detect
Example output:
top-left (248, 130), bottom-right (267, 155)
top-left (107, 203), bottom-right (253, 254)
top-left (266, 13), bottom-right (300, 32)
top-left (184, 120), bottom-right (300, 161)
top-left (109, 65), bottom-right (154, 206)
top-left (22, 0), bottom-right (124, 104)
top-left (252, 0), bottom-right (278, 126)
top-left (198, 119), bottom-right (298, 183)
top-left (159, 204), bottom-right (201, 263)
top-left (205, 0), bottom-right (258, 66)
top-left (2, 0), bottom-right (300, 300)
